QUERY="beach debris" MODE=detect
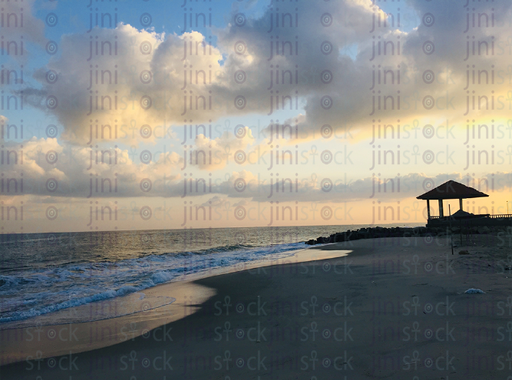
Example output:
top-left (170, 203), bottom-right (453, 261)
top-left (459, 250), bottom-right (470, 255)
top-left (464, 288), bottom-right (485, 294)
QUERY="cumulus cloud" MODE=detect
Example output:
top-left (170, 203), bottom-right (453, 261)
top-left (2, 135), bottom-right (510, 202)
top-left (0, 0), bottom-right (47, 59)
top-left (25, 25), bottom-right (266, 145)
top-left (22, 0), bottom-right (512, 149)
top-left (7, 0), bottom-right (512, 208)
top-left (16, 1), bottom-right (387, 145)
top-left (224, 0), bottom-right (512, 140)
top-left (0, 138), bottom-right (184, 198)
top-left (186, 128), bottom-right (254, 170)
top-left (223, 170), bottom-right (512, 203)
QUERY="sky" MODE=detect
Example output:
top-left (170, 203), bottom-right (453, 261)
top-left (1, 0), bottom-right (512, 233)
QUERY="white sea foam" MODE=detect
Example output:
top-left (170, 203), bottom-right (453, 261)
top-left (0, 242), bottom-right (306, 324)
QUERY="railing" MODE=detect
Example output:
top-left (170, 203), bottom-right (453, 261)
top-left (488, 214), bottom-right (512, 219)
top-left (428, 214), bottom-right (512, 220)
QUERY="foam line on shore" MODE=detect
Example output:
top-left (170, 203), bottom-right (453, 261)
top-left (0, 247), bottom-right (350, 366)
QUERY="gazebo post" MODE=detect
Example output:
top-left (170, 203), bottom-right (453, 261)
top-left (427, 199), bottom-right (431, 220)
top-left (438, 199), bottom-right (444, 218)
top-left (459, 198), bottom-right (463, 211)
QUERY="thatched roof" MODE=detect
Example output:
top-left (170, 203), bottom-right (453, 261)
top-left (416, 180), bottom-right (489, 200)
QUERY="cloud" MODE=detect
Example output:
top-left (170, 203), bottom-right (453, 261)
top-left (186, 128), bottom-right (254, 170)
top-left (19, 27), bottom-right (213, 143)
top-left (2, 135), bottom-right (510, 202)
top-left (224, 170), bottom-right (512, 203)
top-left (1, 137), bottom-right (184, 198)
top-left (16, 1), bottom-right (391, 145)
top-left (21, 0), bottom-right (512, 149)
top-left (228, 0), bottom-right (512, 142)
top-left (7, 0), bottom-right (512, 211)
top-left (45, 4), bottom-right (512, 149)
top-left (0, 0), bottom-right (47, 60)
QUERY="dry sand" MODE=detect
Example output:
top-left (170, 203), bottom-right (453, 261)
top-left (1, 233), bottom-right (512, 379)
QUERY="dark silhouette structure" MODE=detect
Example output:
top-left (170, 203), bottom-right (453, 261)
top-left (417, 180), bottom-right (511, 227)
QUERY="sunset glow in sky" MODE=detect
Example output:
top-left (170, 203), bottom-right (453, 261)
top-left (1, 0), bottom-right (511, 233)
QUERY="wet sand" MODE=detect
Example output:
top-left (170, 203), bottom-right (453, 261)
top-left (2, 233), bottom-right (512, 379)
top-left (0, 247), bottom-right (350, 366)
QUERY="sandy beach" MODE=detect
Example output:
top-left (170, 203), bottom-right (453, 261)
top-left (2, 232), bottom-right (512, 379)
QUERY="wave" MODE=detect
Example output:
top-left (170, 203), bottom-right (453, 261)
top-left (0, 241), bottom-right (306, 324)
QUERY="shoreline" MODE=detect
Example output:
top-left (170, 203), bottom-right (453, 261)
top-left (2, 234), bottom-right (512, 379)
top-left (0, 246), bottom-right (350, 366)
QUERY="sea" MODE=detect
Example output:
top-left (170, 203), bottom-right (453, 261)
top-left (0, 224), bottom-right (422, 327)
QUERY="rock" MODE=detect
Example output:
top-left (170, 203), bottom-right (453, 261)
top-left (305, 226), bottom-right (439, 245)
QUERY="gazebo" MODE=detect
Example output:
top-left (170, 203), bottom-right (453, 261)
top-left (416, 180), bottom-right (489, 221)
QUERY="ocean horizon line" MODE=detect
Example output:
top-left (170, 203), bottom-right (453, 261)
top-left (0, 222), bottom-right (426, 237)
